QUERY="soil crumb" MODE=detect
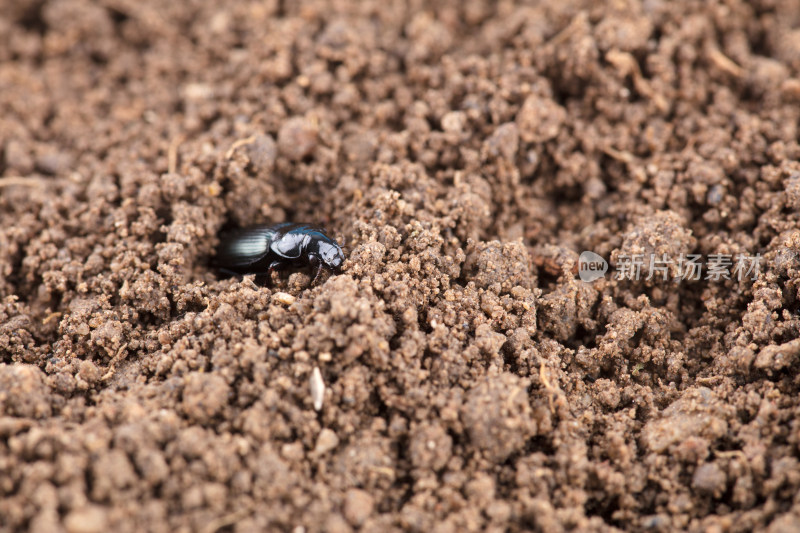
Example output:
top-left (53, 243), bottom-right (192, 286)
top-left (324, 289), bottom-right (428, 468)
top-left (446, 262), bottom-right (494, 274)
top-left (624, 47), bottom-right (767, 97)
top-left (2, 1), bottom-right (800, 531)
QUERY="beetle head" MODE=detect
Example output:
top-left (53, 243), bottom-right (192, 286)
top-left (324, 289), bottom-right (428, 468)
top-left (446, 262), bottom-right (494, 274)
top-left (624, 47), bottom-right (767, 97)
top-left (319, 241), bottom-right (345, 271)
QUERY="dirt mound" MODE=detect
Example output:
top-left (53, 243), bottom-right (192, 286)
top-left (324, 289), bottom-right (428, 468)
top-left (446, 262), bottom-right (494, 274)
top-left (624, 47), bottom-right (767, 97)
top-left (2, 1), bottom-right (800, 531)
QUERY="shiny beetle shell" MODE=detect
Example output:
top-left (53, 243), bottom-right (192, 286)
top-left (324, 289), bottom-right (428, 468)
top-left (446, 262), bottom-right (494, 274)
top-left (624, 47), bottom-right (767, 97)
top-left (213, 222), bottom-right (345, 284)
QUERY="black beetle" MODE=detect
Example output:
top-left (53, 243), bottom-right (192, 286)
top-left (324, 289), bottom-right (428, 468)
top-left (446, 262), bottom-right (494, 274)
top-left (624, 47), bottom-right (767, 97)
top-left (213, 222), bottom-right (345, 285)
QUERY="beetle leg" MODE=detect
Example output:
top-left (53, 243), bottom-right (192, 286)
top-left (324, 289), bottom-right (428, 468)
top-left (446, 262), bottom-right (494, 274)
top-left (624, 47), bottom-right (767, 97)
top-left (261, 259), bottom-right (286, 285)
top-left (309, 254), bottom-right (324, 285)
top-left (254, 273), bottom-right (271, 286)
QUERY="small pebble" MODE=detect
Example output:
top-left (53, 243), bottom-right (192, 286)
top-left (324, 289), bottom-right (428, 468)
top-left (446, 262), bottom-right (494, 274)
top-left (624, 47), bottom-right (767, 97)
top-left (315, 428), bottom-right (340, 454)
top-left (441, 111), bottom-right (466, 134)
top-left (278, 116), bottom-right (318, 161)
top-left (273, 292), bottom-right (296, 306)
top-left (78, 360), bottom-right (101, 385)
top-left (64, 506), bottom-right (107, 533)
top-left (4, 140), bottom-right (33, 173)
top-left (343, 489), bottom-right (374, 527)
top-left (245, 133), bottom-right (277, 173)
top-left (281, 442), bottom-right (304, 462)
top-left (483, 122), bottom-right (519, 160)
top-left (35, 149), bottom-right (73, 175)
top-left (310, 367), bottom-right (325, 411)
top-left (692, 462), bottom-right (727, 497)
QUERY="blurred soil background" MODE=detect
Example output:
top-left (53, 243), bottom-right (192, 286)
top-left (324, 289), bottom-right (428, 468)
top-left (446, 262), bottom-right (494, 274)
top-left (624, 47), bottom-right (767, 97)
top-left (2, 0), bottom-right (800, 531)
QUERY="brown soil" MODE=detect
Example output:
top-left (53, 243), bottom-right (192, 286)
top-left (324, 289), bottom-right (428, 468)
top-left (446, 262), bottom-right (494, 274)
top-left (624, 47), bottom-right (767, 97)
top-left (2, 1), bottom-right (800, 532)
